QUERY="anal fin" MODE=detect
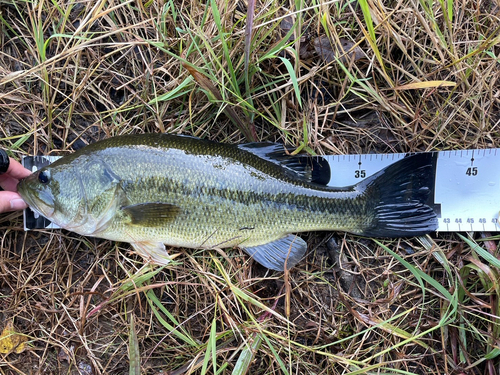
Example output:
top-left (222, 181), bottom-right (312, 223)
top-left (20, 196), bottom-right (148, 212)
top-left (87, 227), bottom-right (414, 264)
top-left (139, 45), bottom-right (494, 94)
top-left (241, 235), bottom-right (307, 271)
top-left (130, 241), bottom-right (172, 265)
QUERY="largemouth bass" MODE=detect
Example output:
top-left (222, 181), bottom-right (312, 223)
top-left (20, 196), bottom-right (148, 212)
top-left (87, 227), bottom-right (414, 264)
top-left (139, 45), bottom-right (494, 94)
top-left (18, 134), bottom-right (438, 271)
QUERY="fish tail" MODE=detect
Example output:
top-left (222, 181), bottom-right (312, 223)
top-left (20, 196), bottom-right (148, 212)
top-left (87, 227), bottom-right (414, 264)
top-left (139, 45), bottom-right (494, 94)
top-left (359, 152), bottom-right (439, 237)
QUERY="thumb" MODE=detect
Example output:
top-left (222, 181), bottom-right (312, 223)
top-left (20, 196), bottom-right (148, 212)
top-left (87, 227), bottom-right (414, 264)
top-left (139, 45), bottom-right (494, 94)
top-left (0, 191), bottom-right (28, 213)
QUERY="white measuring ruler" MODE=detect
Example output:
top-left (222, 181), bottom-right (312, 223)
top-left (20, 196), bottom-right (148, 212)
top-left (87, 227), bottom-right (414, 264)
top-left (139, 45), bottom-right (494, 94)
top-left (320, 149), bottom-right (500, 232)
top-left (22, 149), bottom-right (500, 232)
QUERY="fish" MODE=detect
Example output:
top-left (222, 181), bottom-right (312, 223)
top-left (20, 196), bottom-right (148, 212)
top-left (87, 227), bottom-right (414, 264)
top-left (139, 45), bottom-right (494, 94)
top-left (17, 133), bottom-right (438, 271)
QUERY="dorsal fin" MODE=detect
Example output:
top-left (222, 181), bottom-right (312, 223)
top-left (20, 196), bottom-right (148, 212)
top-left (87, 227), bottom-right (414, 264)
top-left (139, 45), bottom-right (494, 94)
top-left (238, 143), bottom-right (331, 185)
top-left (301, 155), bottom-right (331, 185)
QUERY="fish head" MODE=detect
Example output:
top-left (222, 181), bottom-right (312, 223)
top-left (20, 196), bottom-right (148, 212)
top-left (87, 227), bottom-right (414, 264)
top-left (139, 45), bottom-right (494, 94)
top-left (18, 156), bottom-right (123, 235)
top-left (18, 163), bottom-right (84, 228)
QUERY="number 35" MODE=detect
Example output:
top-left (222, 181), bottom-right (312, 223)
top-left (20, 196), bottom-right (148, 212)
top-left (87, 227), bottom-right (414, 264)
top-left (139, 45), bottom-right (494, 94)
top-left (355, 170), bottom-right (366, 178)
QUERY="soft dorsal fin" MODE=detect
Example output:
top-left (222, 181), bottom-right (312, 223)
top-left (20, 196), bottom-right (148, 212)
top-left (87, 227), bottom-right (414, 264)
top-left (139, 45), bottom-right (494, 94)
top-left (301, 155), bottom-right (331, 185)
top-left (238, 143), bottom-right (331, 185)
top-left (240, 234), bottom-right (307, 271)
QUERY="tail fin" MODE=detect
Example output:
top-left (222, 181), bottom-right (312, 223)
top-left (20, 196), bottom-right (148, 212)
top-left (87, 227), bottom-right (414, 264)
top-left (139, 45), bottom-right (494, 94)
top-left (359, 152), bottom-right (439, 237)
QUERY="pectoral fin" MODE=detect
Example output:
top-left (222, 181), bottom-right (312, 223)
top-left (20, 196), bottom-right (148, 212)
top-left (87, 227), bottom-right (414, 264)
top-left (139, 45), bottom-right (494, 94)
top-left (122, 203), bottom-right (181, 227)
top-left (130, 241), bottom-right (172, 265)
top-left (240, 235), bottom-right (307, 271)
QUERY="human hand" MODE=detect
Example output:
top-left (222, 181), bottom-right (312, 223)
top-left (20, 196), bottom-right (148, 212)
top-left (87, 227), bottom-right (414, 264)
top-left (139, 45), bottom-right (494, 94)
top-left (0, 151), bottom-right (32, 213)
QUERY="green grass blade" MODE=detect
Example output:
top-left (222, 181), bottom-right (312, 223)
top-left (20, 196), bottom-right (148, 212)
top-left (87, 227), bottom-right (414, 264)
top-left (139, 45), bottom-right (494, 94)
top-left (128, 314), bottom-right (141, 375)
top-left (148, 76), bottom-right (194, 104)
top-left (357, 0), bottom-right (391, 84)
top-left (459, 234), bottom-right (500, 269)
top-left (201, 310), bottom-right (218, 375)
top-left (357, 0), bottom-right (375, 41)
top-left (485, 347), bottom-right (500, 360)
top-left (232, 333), bottom-right (263, 375)
top-left (209, 0), bottom-right (240, 96)
top-left (375, 240), bottom-right (456, 308)
top-left (417, 236), bottom-right (453, 280)
top-left (258, 333), bottom-right (290, 375)
top-left (146, 290), bottom-right (198, 347)
top-left (279, 57), bottom-right (302, 108)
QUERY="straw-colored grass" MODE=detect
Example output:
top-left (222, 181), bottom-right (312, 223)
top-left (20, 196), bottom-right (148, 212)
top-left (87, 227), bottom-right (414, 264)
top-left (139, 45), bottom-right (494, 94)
top-left (1, 0), bottom-right (499, 373)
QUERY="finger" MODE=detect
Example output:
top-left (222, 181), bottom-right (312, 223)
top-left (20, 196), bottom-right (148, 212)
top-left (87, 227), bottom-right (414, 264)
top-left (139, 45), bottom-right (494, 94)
top-left (0, 175), bottom-right (21, 192)
top-left (0, 191), bottom-right (27, 213)
top-left (7, 158), bottom-right (32, 180)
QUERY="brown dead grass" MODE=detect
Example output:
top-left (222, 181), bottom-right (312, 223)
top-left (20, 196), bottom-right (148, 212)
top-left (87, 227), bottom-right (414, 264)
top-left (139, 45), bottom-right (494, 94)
top-left (1, 0), bottom-right (500, 373)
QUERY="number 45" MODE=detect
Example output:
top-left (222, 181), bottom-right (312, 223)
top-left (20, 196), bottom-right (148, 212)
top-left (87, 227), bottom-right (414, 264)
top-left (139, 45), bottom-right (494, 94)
top-left (466, 167), bottom-right (478, 176)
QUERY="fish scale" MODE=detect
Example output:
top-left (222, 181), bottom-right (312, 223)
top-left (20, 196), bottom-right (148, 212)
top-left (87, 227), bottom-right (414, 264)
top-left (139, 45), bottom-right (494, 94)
top-left (19, 134), bottom-right (437, 271)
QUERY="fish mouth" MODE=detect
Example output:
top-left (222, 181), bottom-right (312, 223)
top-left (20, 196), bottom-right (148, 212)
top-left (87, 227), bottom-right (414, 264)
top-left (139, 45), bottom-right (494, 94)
top-left (17, 179), bottom-right (55, 218)
top-left (16, 178), bottom-right (31, 206)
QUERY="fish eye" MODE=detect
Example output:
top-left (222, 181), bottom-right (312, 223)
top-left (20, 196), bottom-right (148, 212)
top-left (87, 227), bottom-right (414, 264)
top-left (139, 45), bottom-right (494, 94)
top-left (38, 170), bottom-right (50, 184)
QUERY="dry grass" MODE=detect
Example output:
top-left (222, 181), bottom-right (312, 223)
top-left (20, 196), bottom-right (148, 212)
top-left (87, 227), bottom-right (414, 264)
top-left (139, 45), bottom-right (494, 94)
top-left (1, 0), bottom-right (500, 373)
